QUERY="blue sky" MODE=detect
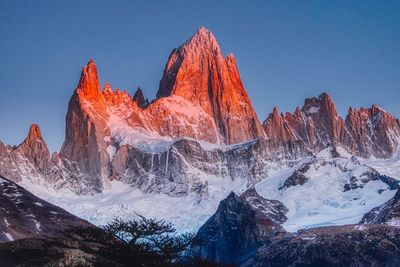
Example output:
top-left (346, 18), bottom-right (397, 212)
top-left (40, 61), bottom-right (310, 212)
top-left (1, 0), bottom-right (399, 152)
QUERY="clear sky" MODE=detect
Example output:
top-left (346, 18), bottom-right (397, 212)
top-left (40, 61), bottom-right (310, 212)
top-left (1, 0), bottom-right (399, 152)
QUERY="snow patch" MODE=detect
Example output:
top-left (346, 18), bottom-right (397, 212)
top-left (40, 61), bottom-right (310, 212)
top-left (3, 232), bottom-right (13, 241)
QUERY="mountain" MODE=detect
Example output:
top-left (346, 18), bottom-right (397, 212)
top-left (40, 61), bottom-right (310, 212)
top-left (15, 124), bottom-right (50, 173)
top-left (263, 93), bottom-right (400, 158)
top-left (54, 28), bottom-right (302, 193)
top-left (157, 27), bottom-right (265, 144)
top-left (0, 175), bottom-right (92, 242)
top-left (263, 93), bottom-right (351, 149)
top-left (0, 27), bottom-right (400, 242)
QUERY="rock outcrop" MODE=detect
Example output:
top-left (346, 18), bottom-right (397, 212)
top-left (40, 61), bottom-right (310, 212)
top-left (190, 188), bottom-right (288, 265)
top-left (59, 60), bottom-right (110, 189)
top-left (132, 87), bottom-right (150, 109)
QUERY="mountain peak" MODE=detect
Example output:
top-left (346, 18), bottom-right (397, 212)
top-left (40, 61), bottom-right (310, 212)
top-left (76, 59), bottom-right (102, 101)
top-left (179, 27), bottom-right (221, 57)
top-left (303, 92), bottom-right (337, 117)
top-left (133, 87), bottom-right (150, 108)
top-left (26, 124), bottom-right (44, 142)
top-left (157, 27), bottom-right (264, 144)
top-left (196, 26), bottom-right (211, 35)
top-left (16, 124), bottom-right (50, 170)
top-left (319, 92), bottom-right (331, 100)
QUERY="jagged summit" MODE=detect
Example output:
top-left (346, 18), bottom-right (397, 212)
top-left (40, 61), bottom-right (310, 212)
top-left (180, 27), bottom-right (221, 55)
top-left (76, 60), bottom-right (103, 102)
top-left (22, 124), bottom-right (44, 143)
top-left (263, 92), bottom-right (400, 158)
top-left (17, 124), bottom-right (46, 150)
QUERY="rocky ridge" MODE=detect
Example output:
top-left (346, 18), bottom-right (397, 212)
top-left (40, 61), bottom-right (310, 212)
top-left (263, 93), bottom-right (400, 158)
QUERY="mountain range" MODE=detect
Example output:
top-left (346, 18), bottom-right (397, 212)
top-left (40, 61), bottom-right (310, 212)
top-left (1, 27), bottom-right (400, 266)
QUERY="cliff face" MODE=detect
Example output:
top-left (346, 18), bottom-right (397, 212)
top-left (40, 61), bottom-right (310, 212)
top-left (158, 27), bottom-right (265, 144)
top-left (59, 60), bottom-right (110, 187)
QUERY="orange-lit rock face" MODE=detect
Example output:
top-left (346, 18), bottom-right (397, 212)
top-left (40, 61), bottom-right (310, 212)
top-left (60, 60), bottom-right (110, 181)
top-left (76, 60), bottom-right (104, 103)
top-left (158, 27), bottom-right (265, 144)
top-left (264, 93), bottom-right (356, 152)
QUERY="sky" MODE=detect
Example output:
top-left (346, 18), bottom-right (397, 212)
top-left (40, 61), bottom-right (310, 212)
top-left (0, 0), bottom-right (399, 152)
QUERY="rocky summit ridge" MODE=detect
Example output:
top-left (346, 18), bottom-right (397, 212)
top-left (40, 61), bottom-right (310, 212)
top-left (263, 92), bottom-right (400, 158)
top-left (0, 27), bottom-right (400, 198)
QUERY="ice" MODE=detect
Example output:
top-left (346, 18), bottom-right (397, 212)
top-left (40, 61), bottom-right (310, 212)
top-left (19, 175), bottom-right (247, 234)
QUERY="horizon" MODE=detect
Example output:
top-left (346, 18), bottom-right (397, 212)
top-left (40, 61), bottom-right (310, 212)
top-left (1, 0), bottom-right (399, 152)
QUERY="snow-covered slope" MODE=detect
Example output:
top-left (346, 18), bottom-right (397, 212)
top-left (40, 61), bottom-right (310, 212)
top-left (16, 146), bottom-right (400, 235)
top-left (255, 147), bottom-right (399, 232)
top-left (20, 173), bottom-right (247, 234)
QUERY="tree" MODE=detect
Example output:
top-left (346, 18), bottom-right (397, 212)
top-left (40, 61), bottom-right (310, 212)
top-left (64, 215), bottom-right (195, 266)
top-left (102, 215), bottom-right (193, 263)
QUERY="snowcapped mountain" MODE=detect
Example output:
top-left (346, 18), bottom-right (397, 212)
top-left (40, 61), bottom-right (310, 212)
top-left (1, 27), bottom-right (400, 239)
